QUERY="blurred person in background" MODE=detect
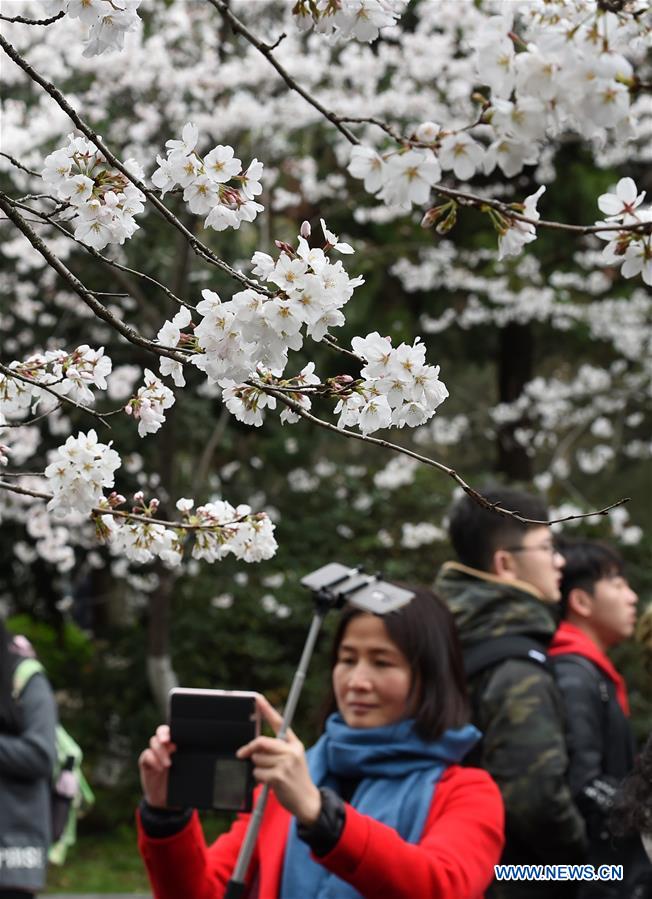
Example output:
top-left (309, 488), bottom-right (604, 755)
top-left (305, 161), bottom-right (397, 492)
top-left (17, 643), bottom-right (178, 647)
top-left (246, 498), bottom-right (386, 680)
top-left (436, 487), bottom-right (586, 898)
top-left (0, 620), bottom-right (56, 899)
top-left (550, 539), bottom-right (651, 899)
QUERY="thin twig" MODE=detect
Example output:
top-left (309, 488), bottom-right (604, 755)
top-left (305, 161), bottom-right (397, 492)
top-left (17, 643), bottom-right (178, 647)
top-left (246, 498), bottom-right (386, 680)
top-left (260, 386), bottom-right (629, 526)
top-left (0, 479), bottom-right (257, 532)
top-left (322, 334), bottom-right (364, 363)
top-left (335, 116), bottom-right (403, 143)
top-left (0, 362), bottom-right (111, 429)
top-left (433, 185), bottom-right (652, 236)
top-left (0, 402), bottom-right (63, 427)
top-left (4, 196), bottom-right (194, 311)
top-left (0, 33), bottom-right (273, 297)
top-left (0, 193), bottom-right (188, 364)
top-left (0, 10), bottom-right (65, 26)
top-left (208, 0), bottom-right (359, 146)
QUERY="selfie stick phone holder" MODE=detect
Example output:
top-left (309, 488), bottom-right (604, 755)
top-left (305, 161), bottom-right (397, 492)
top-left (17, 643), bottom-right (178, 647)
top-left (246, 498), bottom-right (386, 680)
top-left (224, 563), bottom-right (414, 899)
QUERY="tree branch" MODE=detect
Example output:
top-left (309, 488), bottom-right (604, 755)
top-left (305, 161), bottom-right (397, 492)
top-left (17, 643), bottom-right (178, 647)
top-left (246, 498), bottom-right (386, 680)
top-left (0, 479), bottom-right (256, 532)
top-left (0, 192), bottom-right (188, 364)
top-left (207, 0), bottom-right (360, 145)
top-left (260, 386), bottom-right (630, 526)
top-left (0, 151), bottom-right (42, 177)
top-left (0, 11), bottom-right (65, 26)
top-left (4, 196), bottom-right (194, 311)
top-left (0, 403), bottom-right (63, 428)
top-left (0, 362), bottom-right (112, 429)
top-left (0, 33), bottom-right (273, 297)
top-left (432, 185), bottom-right (652, 236)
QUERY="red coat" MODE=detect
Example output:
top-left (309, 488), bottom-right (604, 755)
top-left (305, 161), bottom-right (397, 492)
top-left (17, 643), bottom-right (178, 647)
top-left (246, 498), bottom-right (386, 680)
top-left (137, 765), bottom-right (504, 899)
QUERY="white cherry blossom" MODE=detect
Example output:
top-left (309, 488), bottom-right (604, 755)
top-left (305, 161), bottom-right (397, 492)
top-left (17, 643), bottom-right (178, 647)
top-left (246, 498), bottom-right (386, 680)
top-left (44, 430), bottom-right (121, 517)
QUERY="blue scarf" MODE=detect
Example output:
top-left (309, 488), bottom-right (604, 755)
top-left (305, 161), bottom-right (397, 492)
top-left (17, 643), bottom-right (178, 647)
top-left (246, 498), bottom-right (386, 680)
top-left (279, 715), bottom-right (480, 899)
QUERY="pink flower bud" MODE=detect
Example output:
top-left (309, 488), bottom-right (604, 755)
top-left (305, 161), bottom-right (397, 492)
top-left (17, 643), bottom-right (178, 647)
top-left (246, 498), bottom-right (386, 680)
top-left (133, 490), bottom-right (144, 502)
top-left (300, 220), bottom-right (311, 238)
top-left (274, 240), bottom-right (296, 257)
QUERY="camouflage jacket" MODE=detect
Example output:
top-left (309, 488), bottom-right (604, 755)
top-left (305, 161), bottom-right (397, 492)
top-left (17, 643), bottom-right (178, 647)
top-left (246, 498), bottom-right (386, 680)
top-left (436, 562), bottom-right (588, 898)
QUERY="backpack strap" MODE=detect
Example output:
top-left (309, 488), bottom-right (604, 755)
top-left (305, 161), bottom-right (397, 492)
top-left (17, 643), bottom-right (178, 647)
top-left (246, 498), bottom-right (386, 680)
top-left (550, 654), bottom-right (611, 704)
top-left (464, 635), bottom-right (549, 679)
top-left (12, 657), bottom-right (45, 700)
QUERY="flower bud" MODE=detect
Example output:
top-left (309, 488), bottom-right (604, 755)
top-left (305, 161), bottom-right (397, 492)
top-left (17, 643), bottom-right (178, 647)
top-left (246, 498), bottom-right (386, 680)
top-left (300, 220), bottom-right (311, 238)
top-left (275, 240), bottom-right (296, 256)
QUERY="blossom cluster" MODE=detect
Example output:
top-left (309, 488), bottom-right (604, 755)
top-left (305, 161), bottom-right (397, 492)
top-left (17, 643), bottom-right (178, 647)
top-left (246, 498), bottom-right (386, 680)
top-left (293, 0), bottom-right (406, 42)
top-left (97, 495), bottom-right (277, 566)
top-left (44, 429), bottom-right (121, 517)
top-left (151, 123), bottom-right (263, 232)
top-left (125, 369), bottom-right (175, 437)
top-left (348, 145), bottom-right (442, 213)
top-left (156, 307), bottom-right (192, 387)
top-left (476, 5), bottom-right (642, 147)
top-left (42, 133), bottom-right (145, 250)
top-left (401, 521), bottom-right (446, 549)
top-left (595, 178), bottom-right (651, 287)
top-left (0, 345), bottom-right (112, 424)
top-left (191, 219), bottom-right (362, 389)
top-left (334, 332), bottom-right (448, 435)
top-left (45, 0), bottom-right (142, 57)
top-left (221, 362), bottom-right (320, 428)
top-left (347, 2), bottom-right (648, 276)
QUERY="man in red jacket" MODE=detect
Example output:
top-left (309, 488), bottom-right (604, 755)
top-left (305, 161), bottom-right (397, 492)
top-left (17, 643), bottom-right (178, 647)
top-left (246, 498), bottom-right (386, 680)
top-left (550, 538), bottom-right (651, 899)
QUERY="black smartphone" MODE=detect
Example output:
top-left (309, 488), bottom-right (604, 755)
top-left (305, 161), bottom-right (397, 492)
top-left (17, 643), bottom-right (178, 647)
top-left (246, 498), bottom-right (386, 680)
top-left (167, 688), bottom-right (260, 812)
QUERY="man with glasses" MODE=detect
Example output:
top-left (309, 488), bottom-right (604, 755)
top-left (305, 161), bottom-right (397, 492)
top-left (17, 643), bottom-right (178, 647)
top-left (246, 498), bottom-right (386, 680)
top-left (436, 486), bottom-right (587, 898)
top-left (549, 539), bottom-right (651, 898)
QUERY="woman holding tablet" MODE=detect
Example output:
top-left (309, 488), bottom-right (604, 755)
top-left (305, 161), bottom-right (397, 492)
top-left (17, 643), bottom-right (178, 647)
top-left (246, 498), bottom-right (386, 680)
top-left (137, 586), bottom-right (504, 898)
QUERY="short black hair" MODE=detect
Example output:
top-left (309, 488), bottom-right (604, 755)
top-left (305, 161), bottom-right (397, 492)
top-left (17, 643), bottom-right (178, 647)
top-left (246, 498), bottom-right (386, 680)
top-left (447, 486), bottom-right (549, 572)
top-left (323, 585), bottom-right (469, 741)
top-left (558, 538), bottom-right (625, 619)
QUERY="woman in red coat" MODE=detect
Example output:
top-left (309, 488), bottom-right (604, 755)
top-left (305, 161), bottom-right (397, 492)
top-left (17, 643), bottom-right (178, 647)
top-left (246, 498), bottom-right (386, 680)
top-left (137, 586), bottom-right (504, 898)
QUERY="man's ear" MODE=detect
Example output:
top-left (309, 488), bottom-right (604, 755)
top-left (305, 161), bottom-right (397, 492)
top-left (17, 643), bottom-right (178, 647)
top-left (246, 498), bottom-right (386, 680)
top-left (567, 587), bottom-right (594, 619)
top-left (492, 549), bottom-right (517, 580)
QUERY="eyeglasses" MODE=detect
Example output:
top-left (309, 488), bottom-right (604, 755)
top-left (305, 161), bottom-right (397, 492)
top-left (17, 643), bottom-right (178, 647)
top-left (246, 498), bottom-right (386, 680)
top-left (505, 542), bottom-right (560, 556)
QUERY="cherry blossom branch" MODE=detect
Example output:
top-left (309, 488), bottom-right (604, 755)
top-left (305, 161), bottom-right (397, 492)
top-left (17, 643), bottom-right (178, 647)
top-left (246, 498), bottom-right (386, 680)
top-left (431, 185), bottom-right (652, 236)
top-left (0, 33), bottom-right (274, 297)
top-left (0, 361), bottom-right (112, 429)
top-left (3, 194), bottom-right (193, 311)
top-left (0, 402), bottom-right (63, 428)
top-left (322, 334), bottom-right (365, 364)
top-left (0, 479), bottom-right (252, 532)
top-left (188, 16), bottom-right (648, 240)
top-left (208, 0), bottom-right (360, 145)
top-left (261, 386), bottom-right (630, 526)
top-left (0, 192), bottom-right (188, 364)
top-left (333, 116), bottom-right (403, 143)
top-left (0, 151), bottom-right (42, 177)
top-left (0, 11), bottom-right (65, 26)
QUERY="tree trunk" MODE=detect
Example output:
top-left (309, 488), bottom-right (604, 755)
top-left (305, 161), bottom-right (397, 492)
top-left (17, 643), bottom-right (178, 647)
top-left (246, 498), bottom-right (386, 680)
top-left (496, 322), bottom-right (534, 481)
top-left (146, 567), bottom-right (178, 715)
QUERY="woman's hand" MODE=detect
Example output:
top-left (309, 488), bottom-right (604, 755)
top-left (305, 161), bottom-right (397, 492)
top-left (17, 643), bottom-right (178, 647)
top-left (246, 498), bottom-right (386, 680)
top-left (138, 724), bottom-right (177, 809)
top-left (236, 695), bottom-right (321, 827)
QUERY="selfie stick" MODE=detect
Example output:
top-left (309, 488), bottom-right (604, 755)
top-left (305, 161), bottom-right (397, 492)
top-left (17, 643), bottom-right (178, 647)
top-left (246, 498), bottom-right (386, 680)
top-left (224, 564), bottom-right (414, 899)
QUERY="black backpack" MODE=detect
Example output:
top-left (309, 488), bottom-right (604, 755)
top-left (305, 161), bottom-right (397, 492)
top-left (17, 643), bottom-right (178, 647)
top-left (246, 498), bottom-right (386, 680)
top-left (463, 635), bottom-right (550, 679)
top-left (462, 635), bottom-right (550, 767)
